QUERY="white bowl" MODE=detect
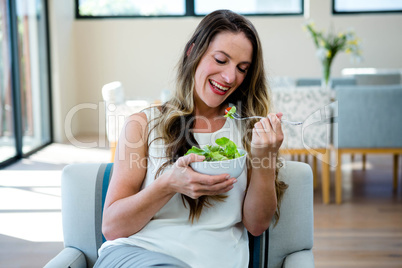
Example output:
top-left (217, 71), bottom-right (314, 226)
top-left (190, 149), bottom-right (247, 179)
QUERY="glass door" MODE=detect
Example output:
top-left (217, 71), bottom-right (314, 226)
top-left (16, 0), bottom-right (51, 153)
top-left (0, 0), bottom-right (17, 164)
top-left (0, 0), bottom-right (51, 167)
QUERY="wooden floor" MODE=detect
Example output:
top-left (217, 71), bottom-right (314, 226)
top-left (312, 154), bottom-right (402, 268)
top-left (0, 143), bottom-right (401, 267)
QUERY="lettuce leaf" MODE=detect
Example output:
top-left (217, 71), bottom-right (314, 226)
top-left (224, 106), bottom-right (236, 119)
top-left (185, 137), bottom-right (243, 161)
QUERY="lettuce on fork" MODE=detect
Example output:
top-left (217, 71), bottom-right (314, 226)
top-left (224, 106), bottom-right (236, 119)
top-left (185, 137), bottom-right (243, 161)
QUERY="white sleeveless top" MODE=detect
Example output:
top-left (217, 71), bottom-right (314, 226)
top-left (99, 107), bottom-right (249, 268)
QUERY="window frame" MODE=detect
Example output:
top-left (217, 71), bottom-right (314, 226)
top-left (75, 0), bottom-right (304, 19)
top-left (332, 0), bottom-right (402, 15)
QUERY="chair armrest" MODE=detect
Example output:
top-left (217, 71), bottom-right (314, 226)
top-left (282, 249), bottom-right (314, 268)
top-left (43, 247), bottom-right (87, 268)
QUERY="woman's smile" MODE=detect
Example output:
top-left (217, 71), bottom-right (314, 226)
top-left (209, 79), bottom-right (231, 95)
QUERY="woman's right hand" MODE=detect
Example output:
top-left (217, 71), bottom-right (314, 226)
top-left (164, 153), bottom-right (237, 199)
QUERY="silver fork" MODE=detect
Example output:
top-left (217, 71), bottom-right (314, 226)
top-left (230, 112), bottom-right (303, 125)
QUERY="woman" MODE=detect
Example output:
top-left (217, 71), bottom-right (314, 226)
top-left (95, 9), bottom-right (287, 268)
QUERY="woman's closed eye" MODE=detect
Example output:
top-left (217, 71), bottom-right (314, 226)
top-left (215, 57), bottom-right (249, 74)
top-left (237, 66), bottom-right (247, 73)
top-left (215, 58), bottom-right (226, 64)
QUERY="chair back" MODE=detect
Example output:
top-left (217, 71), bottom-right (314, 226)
top-left (334, 85), bottom-right (402, 148)
top-left (101, 81), bottom-right (125, 105)
top-left (354, 73), bottom-right (401, 86)
top-left (295, 78), bottom-right (321, 87)
top-left (272, 87), bottom-right (333, 150)
top-left (295, 77), bottom-right (355, 87)
top-left (61, 163), bottom-right (113, 267)
top-left (268, 161), bottom-right (314, 267)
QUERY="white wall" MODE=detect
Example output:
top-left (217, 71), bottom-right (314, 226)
top-left (48, 0), bottom-right (77, 142)
top-left (49, 0), bottom-right (402, 142)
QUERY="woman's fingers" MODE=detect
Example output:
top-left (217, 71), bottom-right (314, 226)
top-left (268, 113), bottom-right (283, 134)
top-left (273, 114), bottom-right (284, 140)
top-left (173, 154), bottom-right (237, 198)
top-left (253, 120), bottom-right (265, 138)
top-left (194, 176), bottom-right (236, 196)
top-left (262, 116), bottom-right (275, 133)
top-left (184, 173), bottom-right (236, 198)
top-left (198, 184), bottom-right (234, 196)
top-left (197, 173), bottom-right (232, 185)
top-left (251, 113), bottom-right (284, 155)
top-left (177, 153), bottom-right (205, 167)
top-left (253, 114), bottom-right (280, 138)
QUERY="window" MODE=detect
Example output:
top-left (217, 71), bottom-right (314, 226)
top-left (333, 0), bottom-right (402, 14)
top-left (195, 0), bottom-right (302, 15)
top-left (76, 0), bottom-right (303, 18)
top-left (77, 0), bottom-right (185, 17)
top-left (0, 0), bottom-right (52, 167)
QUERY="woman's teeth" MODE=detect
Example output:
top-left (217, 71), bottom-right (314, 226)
top-left (210, 80), bottom-right (230, 92)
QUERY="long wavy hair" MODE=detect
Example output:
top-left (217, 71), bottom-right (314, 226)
top-left (150, 10), bottom-right (287, 223)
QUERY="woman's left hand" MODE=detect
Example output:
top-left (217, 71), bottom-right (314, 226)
top-left (244, 112), bottom-right (284, 236)
top-left (250, 112), bottom-right (284, 160)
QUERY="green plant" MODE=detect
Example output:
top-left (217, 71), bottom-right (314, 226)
top-left (303, 21), bottom-right (362, 87)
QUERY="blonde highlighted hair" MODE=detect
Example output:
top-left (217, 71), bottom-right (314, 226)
top-left (151, 10), bottom-right (287, 223)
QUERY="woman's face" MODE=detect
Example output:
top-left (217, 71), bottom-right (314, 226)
top-left (193, 31), bottom-right (253, 109)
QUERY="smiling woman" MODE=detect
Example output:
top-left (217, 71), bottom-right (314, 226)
top-left (94, 9), bottom-right (287, 268)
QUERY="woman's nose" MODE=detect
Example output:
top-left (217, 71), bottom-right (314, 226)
top-left (221, 66), bottom-right (236, 84)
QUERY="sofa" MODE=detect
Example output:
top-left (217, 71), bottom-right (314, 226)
top-left (44, 161), bottom-right (314, 268)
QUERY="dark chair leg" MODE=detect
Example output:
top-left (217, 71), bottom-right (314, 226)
top-left (393, 154), bottom-right (399, 191)
top-left (362, 154), bottom-right (366, 170)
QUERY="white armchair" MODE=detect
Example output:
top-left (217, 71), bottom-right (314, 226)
top-left (44, 161), bottom-right (314, 268)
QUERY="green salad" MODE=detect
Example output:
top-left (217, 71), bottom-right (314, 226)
top-left (224, 106), bottom-right (236, 119)
top-left (185, 137), bottom-right (244, 161)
